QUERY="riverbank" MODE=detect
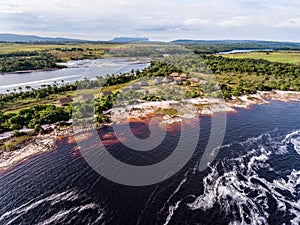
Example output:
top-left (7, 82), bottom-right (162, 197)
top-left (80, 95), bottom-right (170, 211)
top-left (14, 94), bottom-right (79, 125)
top-left (0, 90), bottom-right (300, 172)
top-left (0, 67), bottom-right (63, 75)
top-left (0, 127), bottom-right (72, 172)
top-left (109, 90), bottom-right (300, 123)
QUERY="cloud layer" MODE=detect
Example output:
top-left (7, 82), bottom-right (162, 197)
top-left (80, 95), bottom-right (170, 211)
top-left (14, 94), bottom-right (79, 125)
top-left (0, 0), bottom-right (299, 41)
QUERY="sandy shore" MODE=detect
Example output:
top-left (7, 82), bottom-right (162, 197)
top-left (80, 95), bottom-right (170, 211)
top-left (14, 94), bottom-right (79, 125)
top-left (0, 128), bottom-right (72, 172)
top-left (0, 90), bottom-right (299, 172)
top-left (110, 90), bottom-right (300, 123)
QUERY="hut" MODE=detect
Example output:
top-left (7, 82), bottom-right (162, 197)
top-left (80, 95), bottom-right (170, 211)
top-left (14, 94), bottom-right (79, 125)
top-left (100, 91), bottom-right (113, 98)
top-left (57, 97), bottom-right (73, 106)
top-left (174, 79), bottom-right (183, 85)
top-left (180, 74), bottom-right (188, 81)
top-left (199, 80), bottom-right (208, 85)
top-left (189, 77), bottom-right (199, 87)
top-left (154, 77), bottom-right (163, 85)
top-left (138, 81), bottom-right (149, 86)
top-left (170, 72), bottom-right (180, 77)
top-left (129, 84), bottom-right (140, 90)
top-left (120, 87), bottom-right (130, 93)
top-left (189, 77), bottom-right (199, 83)
top-left (80, 94), bottom-right (95, 100)
top-left (162, 76), bottom-right (174, 83)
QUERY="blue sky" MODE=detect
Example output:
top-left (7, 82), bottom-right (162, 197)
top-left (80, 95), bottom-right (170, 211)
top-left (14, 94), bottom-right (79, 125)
top-left (1, 0), bottom-right (300, 41)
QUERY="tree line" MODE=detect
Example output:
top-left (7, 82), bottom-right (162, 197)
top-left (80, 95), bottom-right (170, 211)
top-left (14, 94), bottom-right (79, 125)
top-left (0, 52), bottom-right (64, 73)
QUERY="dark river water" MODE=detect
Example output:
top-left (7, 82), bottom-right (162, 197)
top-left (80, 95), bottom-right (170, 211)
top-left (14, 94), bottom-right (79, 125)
top-left (0, 101), bottom-right (300, 225)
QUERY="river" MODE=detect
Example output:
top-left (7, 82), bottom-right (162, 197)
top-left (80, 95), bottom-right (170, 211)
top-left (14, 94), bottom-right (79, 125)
top-left (0, 58), bottom-right (150, 93)
top-left (218, 49), bottom-right (273, 54)
top-left (0, 101), bottom-right (299, 225)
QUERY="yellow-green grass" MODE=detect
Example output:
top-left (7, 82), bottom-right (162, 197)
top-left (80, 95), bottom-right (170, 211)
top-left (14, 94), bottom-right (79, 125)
top-left (0, 43), bottom-right (122, 54)
top-left (155, 108), bottom-right (179, 116)
top-left (218, 51), bottom-right (300, 65)
top-left (0, 134), bottom-right (31, 152)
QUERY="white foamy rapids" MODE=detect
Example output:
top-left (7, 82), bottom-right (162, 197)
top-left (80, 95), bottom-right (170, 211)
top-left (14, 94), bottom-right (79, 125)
top-left (0, 190), bottom-right (104, 225)
top-left (159, 170), bottom-right (190, 225)
top-left (282, 130), bottom-right (300, 155)
top-left (187, 130), bottom-right (300, 225)
top-left (163, 200), bottom-right (182, 225)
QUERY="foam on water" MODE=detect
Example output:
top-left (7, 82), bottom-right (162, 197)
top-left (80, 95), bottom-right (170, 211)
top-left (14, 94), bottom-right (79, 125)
top-left (0, 190), bottom-right (104, 225)
top-left (157, 130), bottom-right (300, 225)
top-left (187, 130), bottom-right (300, 225)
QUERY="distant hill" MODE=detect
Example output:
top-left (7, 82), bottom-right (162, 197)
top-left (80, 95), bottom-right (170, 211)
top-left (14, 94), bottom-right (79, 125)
top-left (172, 39), bottom-right (300, 49)
top-left (109, 37), bottom-right (149, 43)
top-left (0, 34), bottom-right (150, 43)
top-left (0, 33), bottom-right (89, 43)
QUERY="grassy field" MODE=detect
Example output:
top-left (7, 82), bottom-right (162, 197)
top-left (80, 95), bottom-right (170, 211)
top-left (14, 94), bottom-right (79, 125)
top-left (0, 43), bottom-right (121, 54)
top-left (218, 51), bottom-right (300, 65)
top-left (0, 43), bottom-right (125, 62)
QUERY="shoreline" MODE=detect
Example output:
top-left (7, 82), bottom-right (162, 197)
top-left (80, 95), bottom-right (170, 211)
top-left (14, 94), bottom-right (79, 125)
top-left (0, 57), bottom-right (150, 75)
top-left (0, 127), bottom-right (72, 173)
top-left (109, 90), bottom-right (300, 122)
top-left (0, 67), bottom-right (65, 75)
top-left (0, 90), bottom-right (300, 173)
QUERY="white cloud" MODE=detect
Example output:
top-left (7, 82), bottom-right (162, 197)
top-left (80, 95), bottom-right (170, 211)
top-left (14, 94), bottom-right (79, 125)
top-left (276, 18), bottom-right (300, 28)
top-left (0, 0), bottom-right (299, 41)
top-left (218, 16), bottom-right (249, 27)
top-left (183, 18), bottom-right (209, 27)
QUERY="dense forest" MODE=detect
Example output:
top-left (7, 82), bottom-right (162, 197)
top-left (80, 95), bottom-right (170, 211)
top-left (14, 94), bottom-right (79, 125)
top-left (0, 46), bottom-right (106, 73)
top-left (202, 55), bottom-right (300, 97)
top-left (158, 54), bottom-right (300, 97)
top-left (174, 40), bottom-right (300, 54)
top-left (0, 52), bottom-right (64, 72)
top-left (0, 105), bottom-right (70, 133)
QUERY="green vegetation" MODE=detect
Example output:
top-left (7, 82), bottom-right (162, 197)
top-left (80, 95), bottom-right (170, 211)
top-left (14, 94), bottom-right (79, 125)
top-left (0, 43), bottom-right (119, 56)
top-left (0, 133), bottom-right (32, 152)
top-left (0, 105), bottom-right (70, 133)
top-left (155, 108), bottom-right (179, 116)
top-left (1, 48), bottom-right (300, 134)
top-left (0, 42), bottom-right (122, 72)
top-left (0, 52), bottom-right (65, 72)
top-left (201, 55), bottom-right (300, 97)
top-left (177, 40), bottom-right (300, 54)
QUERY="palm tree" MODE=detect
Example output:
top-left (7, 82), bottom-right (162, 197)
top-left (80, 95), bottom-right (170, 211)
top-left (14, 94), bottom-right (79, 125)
top-left (25, 86), bottom-right (31, 91)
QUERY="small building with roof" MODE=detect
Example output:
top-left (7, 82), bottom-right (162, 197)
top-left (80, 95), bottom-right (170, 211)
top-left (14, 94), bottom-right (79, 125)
top-left (138, 81), bottom-right (149, 86)
top-left (129, 84), bottom-right (140, 90)
top-left (170, 72), bottom-right (180, 77)
top-left (80, 94), bottom-right (95, 100)
top-left (180, 74), bottom-right (188, 81)
top-left (57, 97), bottom-right (73, 106)
top-left (162, 76), bottom-right (174, 83)
top-left (120, 88), bottom-right (130, 93)
top-left (154, 77), bottom-right (163, 85)
top-left (100, 91), bottom-right (113, 98)
top-left (174, 79), bottom-right (183, 85)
